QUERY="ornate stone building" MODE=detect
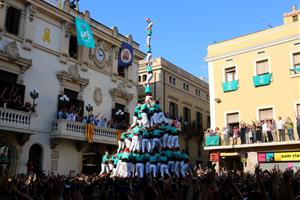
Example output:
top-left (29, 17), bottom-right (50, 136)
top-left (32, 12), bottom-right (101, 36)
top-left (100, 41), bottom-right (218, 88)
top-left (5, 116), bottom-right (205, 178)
top-left (0, 0), bottom-right (144, 175)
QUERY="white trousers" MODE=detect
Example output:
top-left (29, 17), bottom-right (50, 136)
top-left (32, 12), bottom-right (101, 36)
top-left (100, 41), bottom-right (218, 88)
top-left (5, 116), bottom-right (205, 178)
top-left (130, 135), bottom-right (139, 152)
top-left (141, 112), bottom-right (150, 128)
top-left (145, 52), bottom-right (152, 63)
top-left (130, 163), bottom-right (135, 178)
top-left (125, 139), bottom-right (131, 149)
top-left (100, 164), bottom-right (109, 175)
top-left (114, 160), bottom-right (122, 177)
top-left (108, 163), bottom-right (114, 172)
top-left (168, 161), bottom-right (175, 173)
top-left (152, 138), bottom-right (161, 149)
top-left (149, 164), bottom-right (157, 178)
top-left (172, 135), bottom-right (179, 148)
top-left (146, 36), bottom-right (151, 47)
top-left (117, 140), bottom-right (124, 153)
top-left (142, 138), bottom-right (151, 153)
top-left (130, 116), bottom-right (138, 129)
top-left (160, 164), bottom-right (170, 178)
top-left (136, 163), bottom-right (145, 178)
top-left (120, 162), bottom-right (128, 178)
top-left (146, 73), bottom-right (153, 85)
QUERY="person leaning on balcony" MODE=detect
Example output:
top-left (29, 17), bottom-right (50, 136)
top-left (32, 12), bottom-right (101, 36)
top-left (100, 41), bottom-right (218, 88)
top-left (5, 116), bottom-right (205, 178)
top-left (296, 113), bottom-right (300, 140)
top-left (285, 117), bottom-right (295, 141)
top-left (222, 127), bottom-right (229, 145)
top-left (267, 120), bottom-right (273, 142)
top-left (250, 121), bottom-right (256, 143)
top-left (240, 122), bottom-right (246, 144)
top-left (232, 126), bottom-right (240, 145)
top-left (245, 124), bottom-right (252, 144)
top-left (276, 116), bottom-right (285, 142)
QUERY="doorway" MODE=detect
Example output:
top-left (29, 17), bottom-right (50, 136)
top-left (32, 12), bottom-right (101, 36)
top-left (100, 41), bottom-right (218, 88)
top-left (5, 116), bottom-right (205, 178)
top-left (28, 144), bottom-right (43, 175)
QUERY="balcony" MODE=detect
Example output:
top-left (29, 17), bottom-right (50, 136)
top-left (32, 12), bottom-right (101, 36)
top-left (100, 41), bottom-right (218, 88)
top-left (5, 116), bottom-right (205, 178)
top-left (252, 73), bottom-right (272, 87)
top-left (51, 119), bottom-right (118, 145)
top-left (0, 107), bottom-right (34, 134)
top-left (204, 135), bottom-right (300, 153)
top-left (222, 80), bottom-right (239, 92)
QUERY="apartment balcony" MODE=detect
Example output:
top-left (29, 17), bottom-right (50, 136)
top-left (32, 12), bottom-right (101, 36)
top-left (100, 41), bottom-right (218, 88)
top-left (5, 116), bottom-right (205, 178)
top-left (0, 107), bottom-right (36, 145)
top-left (204, 135), bottom-right (300, 153)
top-left (51, 119), bottom-right (118, 147)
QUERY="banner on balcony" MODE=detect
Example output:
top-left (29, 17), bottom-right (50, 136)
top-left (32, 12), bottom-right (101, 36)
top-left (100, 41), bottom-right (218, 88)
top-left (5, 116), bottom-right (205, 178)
top-left (222, 80), bottom-right (239, 92)
top-left (118, 42), bottom-right (134, 68)
top-left (252, 73), bottom-right (272, 87)
top-left (85, 124), bottom-right (94, 143)
top-left (205, 135), bottom-right (220, 146)
top-left (75, 16), bottom-right (95, 48)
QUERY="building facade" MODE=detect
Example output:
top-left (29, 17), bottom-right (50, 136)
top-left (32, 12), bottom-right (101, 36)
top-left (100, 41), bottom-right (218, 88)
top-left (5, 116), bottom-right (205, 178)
top-left (0, 0), bottom-right (144, 175)
top-left (205, 6), bottom-right (300, 172)
top-left (138, 57), bottom-right (210, 165)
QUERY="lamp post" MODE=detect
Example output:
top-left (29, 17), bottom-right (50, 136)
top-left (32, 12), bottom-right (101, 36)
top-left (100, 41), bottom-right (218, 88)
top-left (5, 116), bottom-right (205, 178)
top-left (30, 88), bottom-right (39, 112)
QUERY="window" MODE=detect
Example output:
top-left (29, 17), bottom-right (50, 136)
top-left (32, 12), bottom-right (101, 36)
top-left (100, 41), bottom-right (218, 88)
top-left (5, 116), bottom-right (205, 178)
top-left (296, 104), bottom-right (300, 117)
top-left (206, 94), bottom-right (209, 100)
top-left (225, 67), bottom-right (236, 82)
top-left (196, 112), bottom-right (203, 129)
top-left (138, 76), bottom-right (141, 82)
top-left (256, 59), bottom-right (269, 75)
top-left (258, 108), bottom-right (273, 121)
top-left (118, 68), bottom-right (125, 78)
top-left (5, 6), bottom-right (21, 35)
top-left (64, 88), bottom-right (78, 100)
top-left (183, 107), bottom-right (191, 124)
top-left (293, 15), bottom-right (298, 22)
top-left (183, 83), bottom-right (186, 90)
top-left (69, 35), bottom-right (78, 59)
top-left (183, 83), bottom-right (189, 91)
top-left (169, 76), bottom-right (172, 83)
top-left (186, 84), bottom-right (189, 91)
top-left (195, 89), bottom-right (201, 97)
top-left (142, 74), bottom-right (147, 82)
top-left (172, 77), bottom-right (176, 85)
top-left (292, 52), bottom-right (300, 74)
top-left (226, 113), bottom-right (239, 132)
top-left (169, 101), bottom-right (178, 118)
top-left (207, 115), bottom-right (211, 128)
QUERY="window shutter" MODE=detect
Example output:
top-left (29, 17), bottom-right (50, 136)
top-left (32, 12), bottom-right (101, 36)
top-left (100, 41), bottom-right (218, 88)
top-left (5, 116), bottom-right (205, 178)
top-left (259, 108), bottom-right (273, 121)
top-left (293, 53), bottom-right (300, 66)
top-left (227, 113), bottom-right (239, 124)
top-left (256, 60), bottom-right (269, 75)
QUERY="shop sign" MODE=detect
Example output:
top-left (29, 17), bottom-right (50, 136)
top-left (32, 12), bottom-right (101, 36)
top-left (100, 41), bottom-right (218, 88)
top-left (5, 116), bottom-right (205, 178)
top-left (274, 152), bottom-right (300, 162)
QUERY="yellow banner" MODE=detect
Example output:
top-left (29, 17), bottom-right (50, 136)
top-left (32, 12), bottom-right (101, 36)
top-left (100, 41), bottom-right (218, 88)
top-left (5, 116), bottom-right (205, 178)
top-left (274, 152), bottom-right (300, 161)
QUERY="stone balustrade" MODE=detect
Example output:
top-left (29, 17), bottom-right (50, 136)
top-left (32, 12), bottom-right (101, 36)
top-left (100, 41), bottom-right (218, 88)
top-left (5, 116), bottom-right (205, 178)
top-left (0, 107), bottom-right (32, 133)
top-left (51, 119), bottom-right (118, 145)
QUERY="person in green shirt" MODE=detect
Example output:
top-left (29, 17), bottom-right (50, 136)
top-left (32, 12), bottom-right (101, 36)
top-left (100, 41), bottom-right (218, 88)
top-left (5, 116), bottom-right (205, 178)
top-left (145, 63), bottom-right (153, 86)
top-left (173, 148), bottom-right (182, 178)
top-left (159, 151), bottom-right (170, 178)
top-left (99, 151), bottom-right (109, 176)
top-left (113, 151), bottom-right (123, 177)
top-left (166, 148), bottom-right (175, 173)
top-left (120, 148), bottom-right (130, 178)
top-left (129, 101), bottom-right (142, 130)
top-left (117, 132), bottom-right (127, 153)
top-left (130, 126), bottom-right (141, 153)
top-left (135, 152), bottom-right (145, 178)
top-left (171, 125), bottom-right (179, 148)
top-left (149, 151), bottom-right (158, 178)
top-left (141, 102), bottom-right (150, 128)
top-left (125, 132), bottom-right (133, 150)
top-left (142, 129), bottom-right (151, 153)
top-left (152, 129), bottom-right (162, 149)
top-left (180, 150), bottom-right (190, 178)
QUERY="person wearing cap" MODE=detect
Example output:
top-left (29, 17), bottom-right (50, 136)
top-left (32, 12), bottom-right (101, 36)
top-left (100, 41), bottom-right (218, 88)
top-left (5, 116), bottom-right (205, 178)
top-left (135, 151), bottom-right (145, 178)
top-left (159, 151), bottom-right (170, 178)
top-left (130, 126), bottom-right (141, 152)
top-left (149, 151), bottom-right (158, 178)
top-left (129, 102), bottom-right (142, 130)
top-left (142, 129), bottom-right (151, 153)
top-left (117, 132), bottom-right (127, 153)
top-left (99, 151), bottom-right (109, 176)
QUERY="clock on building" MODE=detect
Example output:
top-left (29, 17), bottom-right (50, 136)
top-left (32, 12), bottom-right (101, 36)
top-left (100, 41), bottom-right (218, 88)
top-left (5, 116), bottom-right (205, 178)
top-left (95, 47), bottom-right (105, 62)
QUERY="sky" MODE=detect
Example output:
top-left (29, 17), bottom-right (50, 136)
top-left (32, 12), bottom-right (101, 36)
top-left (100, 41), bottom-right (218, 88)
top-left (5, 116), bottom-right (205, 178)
top-left (79, 0), bottom-right (299, 79)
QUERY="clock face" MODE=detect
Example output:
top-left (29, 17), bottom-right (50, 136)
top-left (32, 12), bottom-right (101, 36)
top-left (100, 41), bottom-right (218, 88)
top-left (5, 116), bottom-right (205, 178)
top-left (95, 48), bottom-right (105, 62)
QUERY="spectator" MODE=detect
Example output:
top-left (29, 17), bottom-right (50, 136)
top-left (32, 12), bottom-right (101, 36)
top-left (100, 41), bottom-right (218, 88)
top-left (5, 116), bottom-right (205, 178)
top-left (296, 113), bottom-right (300, 140)
top-left (286, 117), bottom-right (295, 141)
top-left (240, 122), bottom-right (246, 144)
top-left (276, 116), bottom-right (285, 142)
top-left (262, 120), bottom-right (268, 142)
top-left (267, 120), bottom-right (273, 142)
top-left (271, 119), bottom-right (277, 142)
top-left (222, 126), bottom-right (229, 145)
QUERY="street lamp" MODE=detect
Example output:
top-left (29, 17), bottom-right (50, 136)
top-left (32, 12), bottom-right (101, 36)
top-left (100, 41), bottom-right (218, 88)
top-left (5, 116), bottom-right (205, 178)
top-left (86, 104), bottom-right (93, 113)
top-left (30, 87), bottom-right (39, 112)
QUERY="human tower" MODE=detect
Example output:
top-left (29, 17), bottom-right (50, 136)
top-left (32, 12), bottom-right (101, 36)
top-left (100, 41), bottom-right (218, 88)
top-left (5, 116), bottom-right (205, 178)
top-left (99, 18), bottom-right (189, 178)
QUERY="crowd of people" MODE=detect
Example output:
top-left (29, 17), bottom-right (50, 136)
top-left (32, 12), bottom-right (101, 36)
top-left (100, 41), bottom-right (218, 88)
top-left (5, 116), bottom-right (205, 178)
top-left (0, 86), bottom-right (35, 112)
top-left (1, 165), bottom-right (300, 200)
top-left (206, 115), bottom-right (300, 146)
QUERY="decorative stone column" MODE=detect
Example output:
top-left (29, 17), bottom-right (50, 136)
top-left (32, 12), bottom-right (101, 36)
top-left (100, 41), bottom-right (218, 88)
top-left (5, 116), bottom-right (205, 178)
top-left (111, 45), bottom-right (118, 82)
top-left (59, 21), bottom-right (71, 64)
top-left (0, 0), bottom-right (6, 40)
top-left (22, 2), bottom-right (36, 51)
